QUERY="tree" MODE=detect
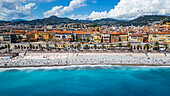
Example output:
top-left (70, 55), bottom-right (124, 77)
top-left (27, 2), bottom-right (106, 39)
top-left (76, 37), bottom-right (79, 42)
top-left (54, 43), bottom-right (57, 49)
top-left (17, 35), bottom-right (22, 40)
top-left (63, 45), bottom-right (66, 48)
top-left (84, 45), bottom-right (89, 49)
top-left (79, 38), bottom-right (82, 42)
top-left (87, 38), bottom-right (90, 42)
top-left (33, 45), bottom-right (35, 49)
top-left (93, 44), bottom-right (97, 49)
top-left (163, 44), bottom-right (168, 50)
top-left (144, 44), bottom-right (150, 50)
top-left (110, 44), bottom-right (114, 48)
top-left (18, 45), bottom-right (20, 49)
top-left (127, 43), bottom-right (131, 48)
top-left (38, 44), bottom-right (42, 50)
top-left (46, 44), bottom-right (49, 49)
top-left (101, 44), bottom-right (106, 49)
top-left (21, 45), bottom-right (23, 49)
top-left (29, 44), bottom-right (33, 50)
top-left (154, 42), bottom-right (159, 47)
top-left (70, 44), bottom-right (74, 49)
top-left (77, 44), bottom-right (81, 49)
top-left (5, 45), bottom-right (7, 48)
top-left (7, 44), bottom-right (10, 52)
top-left (118, 43), bottom-right (122, 47)
top-left (137, 45), bottom-right (142, 50)
top-left (83, 38), bottom-right (86, 42)
top-left (153, 42), bottom-right (159, 50)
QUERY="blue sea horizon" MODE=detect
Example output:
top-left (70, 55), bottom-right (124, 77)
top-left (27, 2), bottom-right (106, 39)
top-left (0, 65), bottom-right (170, 96)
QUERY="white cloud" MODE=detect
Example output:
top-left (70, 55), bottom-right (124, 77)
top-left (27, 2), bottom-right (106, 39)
top-left (31, 0), bottom-right (56, 2)
top-left (92, 1), bottom-right (97, 4)
top-left (68, 14), bottom-right (89, 20)
top-left (70, 0), bottom-right (170, 20)
top-left (0, 0), bottom-right (36, 20)
top-left (44, 0), bottom-right (87, 17)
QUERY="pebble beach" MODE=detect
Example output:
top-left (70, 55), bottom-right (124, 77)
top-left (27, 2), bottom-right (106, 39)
top-left (0, 52), bottom-right (170, 68)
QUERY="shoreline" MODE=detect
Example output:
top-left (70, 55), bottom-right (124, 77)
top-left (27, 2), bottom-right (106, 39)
top-left (1, 64), bottom-right (170, 68)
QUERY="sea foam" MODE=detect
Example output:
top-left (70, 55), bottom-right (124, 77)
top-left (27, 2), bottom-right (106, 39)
top-left (0, 65), bottom-right (170, 73)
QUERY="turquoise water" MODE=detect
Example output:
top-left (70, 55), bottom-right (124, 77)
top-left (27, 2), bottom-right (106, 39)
top-left (0, 66), bottom-right (170, 96)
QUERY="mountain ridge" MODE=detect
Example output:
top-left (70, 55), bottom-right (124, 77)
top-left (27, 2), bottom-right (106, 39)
top-left (0, 15), bottom-right (169, 26)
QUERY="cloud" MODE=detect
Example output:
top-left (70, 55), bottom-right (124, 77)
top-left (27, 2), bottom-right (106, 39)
top-left (0, 0), bottom-right (36, 20)
top-left (70, 0), bottom-right (170, 20)
top-left (44, 0), bottom-right (87, 17)
top-left (92, 1), bottom-right (97, 4)
top-left (31, 0), bottom-right (56, 2)
top-left (68, 14), bottom-right (89, 20)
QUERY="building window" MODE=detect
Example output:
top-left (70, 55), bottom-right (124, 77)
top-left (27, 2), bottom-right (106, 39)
top-left (55, 36), bottom-right (60, 38)
top-left (62, 36), bottom-right (66, 39)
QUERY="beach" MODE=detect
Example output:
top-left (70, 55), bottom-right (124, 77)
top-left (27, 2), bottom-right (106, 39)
top-left (0, 52), bottom-right (170, 68)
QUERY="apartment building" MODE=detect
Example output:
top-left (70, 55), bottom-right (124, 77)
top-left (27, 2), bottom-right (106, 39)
top-left (149, 32), bottom-right (170, 44)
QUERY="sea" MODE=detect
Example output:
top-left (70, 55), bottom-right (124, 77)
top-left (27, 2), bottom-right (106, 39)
top-left (0, 65), bottom-right (170, 96)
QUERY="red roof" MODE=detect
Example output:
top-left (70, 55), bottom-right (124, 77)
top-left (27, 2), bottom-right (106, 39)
top-left (149, 32), bottom-right (170, 34)
top-left (57, 31), bottom-right (72, 34)
top-left (130, 34), bottom-right (143, 36)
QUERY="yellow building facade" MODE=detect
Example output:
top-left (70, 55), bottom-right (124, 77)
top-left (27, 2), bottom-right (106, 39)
top-left (119, 33), bottom-right (128, 42)
top-left (149, 32), bottom-right (170, 44)
top-left (128, 35), bottom-right (143, 43)
top-left (35, 32), bottom-right (55, 41)
top-left (93, 32), bottom-right (102, 43)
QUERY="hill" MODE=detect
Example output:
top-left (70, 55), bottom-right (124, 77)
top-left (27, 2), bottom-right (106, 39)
top-left (0, 15), bottom-right (169, 26)
top-left (116, 15), bottom-right (170, 26)
top-left (92, 18), bottom-right (123, 25)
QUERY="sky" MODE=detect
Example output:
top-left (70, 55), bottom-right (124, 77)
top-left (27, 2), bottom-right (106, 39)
top-left (0, 0), bottom-right (169, 21)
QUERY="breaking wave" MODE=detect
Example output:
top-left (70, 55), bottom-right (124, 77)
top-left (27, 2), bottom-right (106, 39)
top-left (0, 65), bottom-right (170, 73)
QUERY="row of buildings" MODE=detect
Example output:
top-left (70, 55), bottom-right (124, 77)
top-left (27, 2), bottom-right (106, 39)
top-left (1, 30), bottom-right (169, 44)
top-left (0, 21), bottom-right (170, 44)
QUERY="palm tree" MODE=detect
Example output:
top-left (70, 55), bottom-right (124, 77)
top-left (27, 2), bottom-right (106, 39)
top-left (70, 44), bottom-right (74, 49)
top-left (63, 45), bottom-right (66, 48)
top-left (84, 45), bottom-right (89, 49)
top-left (110, 44), bottom-right (114, 48)
top-left (154, 42), bottom-right (159, 47)
top-left (21, 45), bottom-right (23, 49)
top-left (93, 44), bottom-right (97, 49)
top-left (83, 38), bottom-right (86, 42)
top-left (101, 44), bottom-right (106, 50)
top-left (33, 45), bottom-right (35, 49)
top-left (118, 43), bottom-right (122, 47)
top-left (29, 44), bottom-right (33, 50)
top-left (163, 44), bottom-right (168, 50)
top-left (54, 43), bottom-right (57, 49)
top-left (144, 44), bottom-right (150, 50)
top-left (127, 43), bottom-right (131, 48)
top-left (7, 44), bottom-right (10, 53)
top-left (137, 45), bottom-right (142, 50)
top-left (17, 35), bottom-right (22, 40)
top-left (46, 44), bottom-right (49, 50)
top-left (87, 38), bottom-right (90, 42)
top-left (76, 37), bottom-right (79, 42)
top-left (79, 38), bottom-right (82, 42)
top-left (38, 44), bottom-right (42, 50)
top-left (153, 42), bottom-right (159, 50)
top-left (77, 44), bottom-right (81, 49)
top-left (18, 45), bottom-right (20, 49)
